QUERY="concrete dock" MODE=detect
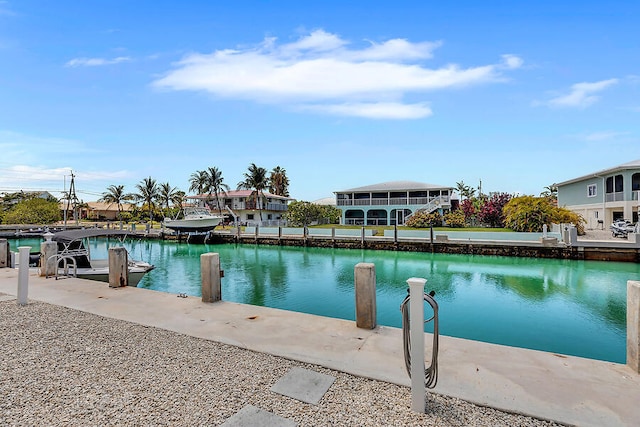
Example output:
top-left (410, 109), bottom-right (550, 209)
top-left (1, 267), bottom-right (639, 426)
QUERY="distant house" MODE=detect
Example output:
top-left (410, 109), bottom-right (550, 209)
top-left (85, 202), bottom-right (135, 221)
top-left (187, 190), bottom-right (292, 226)
top-left (555, 159), bottom-right (640, 229)
top-left (2, 191), bottom-right (55, 205)
top-left (59, 201), bottom-right (135, 221)
top-left (334, 181), bottom-right (454, 226)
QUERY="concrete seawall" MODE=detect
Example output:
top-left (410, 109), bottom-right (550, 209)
top-left (208, 233), bottom-right (640, 263)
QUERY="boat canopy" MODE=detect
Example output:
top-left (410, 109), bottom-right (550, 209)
top-left (52, 229), bottom-right (133, 243)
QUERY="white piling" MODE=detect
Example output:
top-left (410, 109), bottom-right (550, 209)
top-left (407, 277), bottom-right (426, 413)
top-left (17, 246), bottom-right (31, 305)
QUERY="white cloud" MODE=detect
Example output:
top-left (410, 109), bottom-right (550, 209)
top-left (153, 30), bottom-right (522, 120)
top-left (584, 131), bottom-right (630, 141)
top-left (299, 102), bottom-right (432, 119)
top-left (546, 79), bottom-right (618, 108)
top-left (65, 56), bottom-right (131, 67)
top-left (0, 131), bottom-right (132, 195)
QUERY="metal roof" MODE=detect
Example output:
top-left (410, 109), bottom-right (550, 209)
top-left (555, 159), bottom-right (640, 187)
top-left (335, 180), bottom-right (452, 193)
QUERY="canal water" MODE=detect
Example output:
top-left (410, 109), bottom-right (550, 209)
top-left (10, 237), bottom-right (640, 363)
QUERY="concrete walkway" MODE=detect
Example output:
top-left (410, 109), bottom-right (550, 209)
top-left (2, 267), bottom-right (639, 427)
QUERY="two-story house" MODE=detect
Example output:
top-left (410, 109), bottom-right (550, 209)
top-left (555, 159), bottom-right (640, 229)
top-left (187, 190), bottom-right (291, 226)
top-left (334, 181), bottom-right (453, 226)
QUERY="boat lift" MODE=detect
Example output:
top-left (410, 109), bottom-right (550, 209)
top-left (400, 278), bottom-right (439, 413)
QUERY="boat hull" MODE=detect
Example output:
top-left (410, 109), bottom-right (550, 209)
top-left (74, 270), bottom-right (148, 286)
top-left (163, 217), bottom-right (223, 233)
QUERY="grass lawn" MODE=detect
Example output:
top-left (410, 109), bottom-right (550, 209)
top-left (308, 224), bottom-right (512, 234)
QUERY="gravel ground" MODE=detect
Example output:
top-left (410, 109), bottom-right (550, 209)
top-left (1, 299), bottom-right (563, 427)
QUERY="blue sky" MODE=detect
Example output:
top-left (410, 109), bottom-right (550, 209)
top-left (1, 1), bottom-right (639, 202)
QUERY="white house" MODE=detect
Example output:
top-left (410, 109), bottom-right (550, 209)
top-left (334, 181), bottom-right (454, 226)
top-left (187, 190), bottom-right (291, 226)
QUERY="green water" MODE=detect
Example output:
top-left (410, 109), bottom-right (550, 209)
top-left (10, 237), bottom-right (639, 363)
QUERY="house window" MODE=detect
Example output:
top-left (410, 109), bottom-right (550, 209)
top-left (614, 174), bottom-right (624, 192)
top-left (247, 214), bottom-right (254, 220)
top-left (587, 184), bottom-right (597, 197)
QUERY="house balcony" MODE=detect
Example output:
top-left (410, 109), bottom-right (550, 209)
top-left (227, 202), bottom-right (287, 211)
top-left (337, 196), bottom-right (450, 207)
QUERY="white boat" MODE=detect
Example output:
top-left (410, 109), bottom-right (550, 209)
top-left (49, 229), bottom-right (154, 286)
top-left (162, 207), bottom-right (224, 233)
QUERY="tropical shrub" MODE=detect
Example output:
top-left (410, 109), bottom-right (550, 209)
top-left (460, 198), bottom-right (476, 224)
top-left (405, 210), bottom-right (443, 228)
top-left (503, 196), bottom-right (585, 234)
top-left (285, 201), bottom-right (340, 226)
top-left (477, 193), bottom-right (512, 228)
top-left (317, 205), bottom-right (341, 224)
top-left (443, 209), bottom-right (466, 228)
top-left (552, 206), bottom-right (586, 235)
top-left (2, 198), bottom-right (61, 224)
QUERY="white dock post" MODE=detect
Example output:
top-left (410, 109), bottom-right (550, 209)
top-left (17, 246), bottom-right (31, 305)
top-left (407, 277), bottom-right (426, 413)
top-left (628, 281), bottom-right (640, 373)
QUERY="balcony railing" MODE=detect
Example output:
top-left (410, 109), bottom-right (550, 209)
top-left (225, 202), bottom-right (287, 212)
top-left (337, 196), bottom-right (450, 207)
top-left (605, 191), bottom-right (625, 202)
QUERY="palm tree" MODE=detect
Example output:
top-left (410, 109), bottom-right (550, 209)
top-left (98, 184), bottom-right (134, 221)
top-left (158, 182), bottom-right (180, 218)
top-left (135, 177), bottom-right (159, 224)
top-left (455, 181), bottom-right (476, 200)
top-left (237, 163), bottom-right (269, 221)
top-left (205, 167), bottom-right (230, 213)
top-left (268, 166), bottom-right (290, 197)
top-left (189, 170), bottom-right (208, 196)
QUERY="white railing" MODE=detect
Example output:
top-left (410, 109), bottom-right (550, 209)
top-left (337, 196), bottom-right (450, 207)
top-left (404, 196), bottom-right (449, 221)
top-left (605, 191), bottom-right (625, 202)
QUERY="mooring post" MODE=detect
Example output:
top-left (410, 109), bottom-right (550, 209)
top-left (0, 238), bottom-right (9, 268)
top-left (17, 246), bottom-right (31, 305)
top-left (108, 247), bottom-right (128, 287)
top-left (628, 280), bottom-right (640, 373)
top-left (354, 263), bottom-right (376, 329)
top-left (201, 252), bottom-right (222, 302)
top-left (39, 232), bottom-right (57, 277)
top-left (407, 277), bottom-right (427, 413)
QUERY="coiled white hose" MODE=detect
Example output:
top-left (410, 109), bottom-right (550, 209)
top-left (400, 290), bottom-right (439, 389)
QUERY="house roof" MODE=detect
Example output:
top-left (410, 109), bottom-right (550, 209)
top-left (336, 180), bottom-right (452, 193)
top-left (313, 197), bottom-right (336, 206)
top-left (186, 190), bottom-right (291, 200)
top-left (86, 202), bottom-right (135, 211)
top-left (555, 159), bottom-right (640, 187)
